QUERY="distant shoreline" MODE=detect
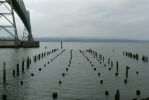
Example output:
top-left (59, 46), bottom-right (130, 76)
top-left (36, 38), bottom-right (149, 42)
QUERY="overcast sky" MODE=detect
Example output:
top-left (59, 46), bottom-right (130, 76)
top-left (21, 0), bottom-right (149, 40)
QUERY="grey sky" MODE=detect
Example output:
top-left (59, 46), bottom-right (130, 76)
top-left (22, 0), bottom-right (149, 40)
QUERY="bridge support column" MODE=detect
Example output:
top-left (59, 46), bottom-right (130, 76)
top-left (28, 34), bottom-right (33, 41)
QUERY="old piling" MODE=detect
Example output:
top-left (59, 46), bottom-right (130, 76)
top-left (62, 73), bottom-right (65, 77)
top-left (3, 62), bottom-right (6, 84)
top-left (13, 70), bottom-right (15, 77)
top-left (115, 89), bottom-right (120, 100)
top-left (116, 61), bottom-right (119, 72)
top-left (98, 73), bottom-right (100, 76)
top-left (17, 64), bottom-right (19, 76)
top-left (34, 55), bottom-right (36, 62)
top-left (100, 80), bottom-right (103, 84)
top-left (124, 79), bottom-right (127, 84)
top-left (105, 91), bottom-right (109, 96)
top-left (136, 71), bottom-right (139, 75)
top-left (111, 61), bottom-right (113, 67)
top-left (61, 41), bottom-right (63, 49)
top-left (31, 73), bottom-right (34, 76)
top-left (66, 68), bottom-right (68, 71)
top-left (21, 81), bottom-right (23, 86)
top-left (27, 57), bottom-right (29, 69)
top-left (126, 66), bottom-right (129, 78)
top-left (52, 92), bottom-right (58, 99)
top-left (136, 90), bottom-right (141, 96)
top-left (2, 94), bottom-right (7, 100)
top-left (22, 60), bottom-right (24, 73)
top-left (108, 58), bottom-right (110, 65)
top-left (29, 59), bottom-right (31, 64)
top-left (59, 80), bottom-right (62, 84)
top-left (39, 68), bottom-right (41, 71)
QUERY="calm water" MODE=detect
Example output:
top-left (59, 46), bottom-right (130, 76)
top-left (0, 42), bottom-right (149, 100)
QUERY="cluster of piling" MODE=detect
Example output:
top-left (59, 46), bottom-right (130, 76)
top-left (87, 49), bottom-right (104, 62)
top-left (123, 51), bottom-right (148, 63)
top-left (142, 55), bottom-right (148, 63)
top-left (86, 49), bottom-right (115, 72)
top-left (123, 51), bottom-right (139, 60)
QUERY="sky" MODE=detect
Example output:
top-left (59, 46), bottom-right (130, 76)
top-left (1, 0), bottom-right (149, 40)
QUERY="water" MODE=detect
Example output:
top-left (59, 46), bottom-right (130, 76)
top-left (0, 42), bottom-right (149, 100)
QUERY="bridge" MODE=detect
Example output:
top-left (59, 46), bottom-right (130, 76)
top-left (0, 0), bottom-right (39, 47)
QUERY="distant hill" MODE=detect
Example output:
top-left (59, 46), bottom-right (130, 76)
top-left (35, 37), bottom-right (149, 42)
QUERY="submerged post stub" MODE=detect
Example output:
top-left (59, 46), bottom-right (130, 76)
top-left (2, 94), bottom-right (7, 100)
top-left (136, 90), bottom-right (141, 96)
top-left (105, 91), bottom-right (109, 96)
top-left (13, 70), bottom-right (15, 77)
top-left (52, 92), bottom-right (58, 99)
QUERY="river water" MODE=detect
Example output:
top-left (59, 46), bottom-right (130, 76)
top-left (0, 42), bottom-right (149, 100)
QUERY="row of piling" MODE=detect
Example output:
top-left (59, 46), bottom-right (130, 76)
top-left (53, 49), bottom-right (73, 99)
top-left (80, 50), bottom-right (121, 100)
top-left (123, 51), bottom-right (148, 63)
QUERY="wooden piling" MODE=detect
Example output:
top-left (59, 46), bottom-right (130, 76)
top-left (124, 79), bottom-right (127, 84)
top-left (105, 91), bottom-right (109, 96)
top-left (100, 80), bottom-right (103, 84)
top-left (111, 61), bottom-right (113, 67)
top-left (116, 61), bottom-right (118, 72)
top-left (52, 92), bottom-right (58, 99)
top-left (115, 89), bottom-right (120, 100)
top-left (59, 80), bottom-right (62, 84)
top-left (13, 70), bottom-right (15, 77)
top-left (17, 64), bottom-right (19, 76)
top-left (29, 59), bottom-right (31, 64)
top-left (3, 62), bottom-right (6, 84)
top-left (136, 90), bottom-right (141, 95)
top-left (61, 41), bottom-right (63, 49)
top-left (126, 66), bottom-right (129, 78)
top-left (103, 56), bottom-right (104, 62)
top-left (21, 81), bottom-right (23, 86)
top-left (34, 55), bottom-right (36, 62)
top-left (98, 73), bottom-right (101, 76)
top-left (27, 57), bottom-right (29, 69)
top-left (2, 94), bottom-right (7, 100)
top-left (108, 58), bottom-right (110, 65)
top-left (22, 60), bottom-right (24, 73)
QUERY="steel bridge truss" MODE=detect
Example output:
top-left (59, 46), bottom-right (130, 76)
top-left (0, 0), bottom-right (33, 42)
top-left (0, 0), bottom-right (18, 41)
